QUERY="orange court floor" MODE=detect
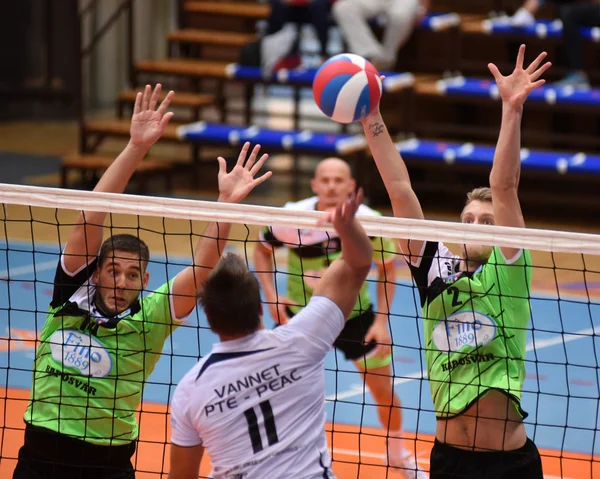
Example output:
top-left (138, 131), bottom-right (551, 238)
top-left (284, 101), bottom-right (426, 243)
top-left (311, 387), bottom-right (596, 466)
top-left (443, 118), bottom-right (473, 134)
top-left (0, 388), bottom-right (597, 479)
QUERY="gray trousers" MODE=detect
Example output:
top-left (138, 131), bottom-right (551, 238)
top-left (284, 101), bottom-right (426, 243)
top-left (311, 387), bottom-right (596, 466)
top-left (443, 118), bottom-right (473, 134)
top-left (332, 0), bottom-right (421, 70)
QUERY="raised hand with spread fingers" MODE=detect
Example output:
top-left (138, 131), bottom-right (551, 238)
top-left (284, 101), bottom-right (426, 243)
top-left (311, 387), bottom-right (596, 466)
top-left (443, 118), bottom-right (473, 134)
top-left (488, 44), bottom-right (552, 110)
top-left (130, 84), bottom-right (175, 150)
top-left (217, 142), bottom-right (273, 204)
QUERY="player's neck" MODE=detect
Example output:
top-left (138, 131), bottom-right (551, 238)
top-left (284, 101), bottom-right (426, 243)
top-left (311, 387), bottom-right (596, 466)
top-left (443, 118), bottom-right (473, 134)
top-left (315, 199), bottom-right (329, 212)
top-left (218, 325), bottom-right (264, 342)
top-left (461, 259), bottom-right (483, 273)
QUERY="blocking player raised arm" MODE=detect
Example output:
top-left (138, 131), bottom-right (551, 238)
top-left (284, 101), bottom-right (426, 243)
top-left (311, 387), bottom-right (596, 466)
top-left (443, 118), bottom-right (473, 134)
top-left (62, 84), bottom-right (174, 274)
top-left (487, 44), bottom-right (551, 259)
top-left (359, 103), bottom-right (425, 261)
top-left (312, 189), bottom-right (374, 320)
top-left (171, 143), bottom-right (272, 319)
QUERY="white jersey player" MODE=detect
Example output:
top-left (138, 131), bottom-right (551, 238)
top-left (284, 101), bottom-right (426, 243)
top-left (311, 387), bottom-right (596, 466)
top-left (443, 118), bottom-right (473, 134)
top-left (168, 190), bottom-right (374, 479)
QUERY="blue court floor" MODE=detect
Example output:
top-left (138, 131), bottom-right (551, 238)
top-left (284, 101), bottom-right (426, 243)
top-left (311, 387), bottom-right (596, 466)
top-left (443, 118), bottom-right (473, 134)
top-left (1, 240), bottom-right (599, 458)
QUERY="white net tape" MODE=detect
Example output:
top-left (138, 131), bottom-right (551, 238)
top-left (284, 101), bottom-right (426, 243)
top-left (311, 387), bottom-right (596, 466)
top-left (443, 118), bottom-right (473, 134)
top-left (1, 183), bottom-right (600, 255)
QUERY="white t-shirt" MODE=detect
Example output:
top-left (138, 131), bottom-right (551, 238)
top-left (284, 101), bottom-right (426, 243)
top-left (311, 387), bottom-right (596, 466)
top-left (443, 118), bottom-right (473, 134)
top-left (170, 296), bottom-right (344, 479)
top-left (259, 195), bottom-right (384, 247)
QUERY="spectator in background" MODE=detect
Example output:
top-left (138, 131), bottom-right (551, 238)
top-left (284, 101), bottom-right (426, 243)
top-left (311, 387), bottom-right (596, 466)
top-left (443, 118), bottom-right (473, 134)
top-left (508, 0), bottom-right (573, 26)
top-left (509, 0), bottom-right (548, 26)
top-left (332, 0), bottom-right (430, 71)
top-left (504, 1), bottom-right (595, 88)
top-left (261, 0), bottom-right (332, 75)
top-left (555, 1), bottom-right (600, 87)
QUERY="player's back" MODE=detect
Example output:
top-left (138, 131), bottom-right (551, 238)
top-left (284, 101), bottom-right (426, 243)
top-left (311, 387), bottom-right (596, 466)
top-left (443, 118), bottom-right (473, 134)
top-left (171, 296), bottom-right (343, 479)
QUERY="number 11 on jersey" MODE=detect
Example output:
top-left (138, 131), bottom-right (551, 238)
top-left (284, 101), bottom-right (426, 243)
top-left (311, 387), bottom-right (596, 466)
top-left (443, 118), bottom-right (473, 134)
top-left (244, 400), bottom-right (279, 453)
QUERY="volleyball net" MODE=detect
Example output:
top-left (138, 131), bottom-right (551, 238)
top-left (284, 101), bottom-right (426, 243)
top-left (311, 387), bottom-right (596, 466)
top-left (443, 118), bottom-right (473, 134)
top-left (1, 183), bottom-right (599, 478)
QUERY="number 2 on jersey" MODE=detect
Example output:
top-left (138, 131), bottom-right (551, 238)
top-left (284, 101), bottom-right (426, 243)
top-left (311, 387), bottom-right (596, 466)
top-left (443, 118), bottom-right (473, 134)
top-left (244, 400), bottom-right (279, 454)
top-left (447, 286), bottom-right (463, 307)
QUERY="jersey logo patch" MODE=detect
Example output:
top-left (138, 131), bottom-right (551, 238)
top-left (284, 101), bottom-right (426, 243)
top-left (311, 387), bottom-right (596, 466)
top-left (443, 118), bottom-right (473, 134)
top-left (432, 311), bottom-right (496, 352)
top-left (49, 329), bottom-right (113, 377)
top-left (443, 271), bottom-right (463, 283)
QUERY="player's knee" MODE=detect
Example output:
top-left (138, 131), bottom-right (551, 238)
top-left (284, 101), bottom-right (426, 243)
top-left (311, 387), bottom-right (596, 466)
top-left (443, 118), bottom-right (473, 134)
top-left (386, 9), bottom-right (415, 29)
top-left (368, 380), bottom-right (396, 405)
top-left (332, 0), bottom-right (358, 21)
top-left (363, 370), bottom-right (395, 400)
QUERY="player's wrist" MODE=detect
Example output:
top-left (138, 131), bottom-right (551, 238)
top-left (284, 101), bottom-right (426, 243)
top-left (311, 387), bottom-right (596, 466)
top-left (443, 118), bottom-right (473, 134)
top-left (501, 102), bottom-right (524, 115)
top-left (217, 192), bottom-right (239, 203)
top-left (361, 109), bottom-right (382, 127)
top-left (125, 139), bottom-right (151, 156)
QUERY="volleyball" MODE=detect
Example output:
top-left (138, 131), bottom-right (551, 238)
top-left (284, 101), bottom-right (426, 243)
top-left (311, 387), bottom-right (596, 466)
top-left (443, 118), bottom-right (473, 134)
top-left (312, 53), bottom-right (382, 124)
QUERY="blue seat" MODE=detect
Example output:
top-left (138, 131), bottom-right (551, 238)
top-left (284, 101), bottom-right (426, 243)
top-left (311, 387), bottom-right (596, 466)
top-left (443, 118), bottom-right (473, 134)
top-left (177, 122), bottom-right (367, 155)
top-left (482, 18), bottom-right (600, 42)
top-left (419, 12), bottom-right (461, 32)
top-left (435, 76), bottom-right (600, 107)
top-left (224, 64), bottom-right (415, 93)
top-left (396, 138), bottom-right (600, 175)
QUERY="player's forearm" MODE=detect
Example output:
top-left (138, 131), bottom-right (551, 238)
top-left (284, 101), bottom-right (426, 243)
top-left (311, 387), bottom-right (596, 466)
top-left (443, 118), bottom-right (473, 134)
top-left (360, 112), bottom-right (424, 221)
top-left (339, 220), bottom-right (374, 271)
top-left (490, 103), bottom-right (523, 191)
top-left (253, 245), bottom-right (279, 302)
top-left (361, 112), bottom-right (413, 196)
top-left (94, 141), bottom-right (148, 193)
top-left (171, 221), bottom-right (232, 317)
top-left (192, 221), bottom-right (232, 287)
top-left (66, 141), bottom-right (149, 262)
top-left (77, 141), bottom-right (148, 227)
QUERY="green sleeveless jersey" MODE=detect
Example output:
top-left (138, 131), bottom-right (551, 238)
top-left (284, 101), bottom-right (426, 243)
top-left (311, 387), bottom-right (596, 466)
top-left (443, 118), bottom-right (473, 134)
top-left (24, 257), bottom-right (181, 445)
top-left (260, 197), bottom-right (396, 319)
top-left (408, 242), bottom-right (532, 418)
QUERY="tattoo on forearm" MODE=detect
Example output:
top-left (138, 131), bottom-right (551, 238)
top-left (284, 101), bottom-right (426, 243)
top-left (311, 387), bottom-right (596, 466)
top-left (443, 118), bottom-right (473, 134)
top-left (368, 122), bottom-right (385, 137)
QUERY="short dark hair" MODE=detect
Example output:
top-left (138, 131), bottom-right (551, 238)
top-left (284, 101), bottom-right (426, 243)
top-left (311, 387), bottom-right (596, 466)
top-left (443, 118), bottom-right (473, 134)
top-left (98, 234), bottom-right (150, 270)
top-left (200, 253), bottom-right (261, 337)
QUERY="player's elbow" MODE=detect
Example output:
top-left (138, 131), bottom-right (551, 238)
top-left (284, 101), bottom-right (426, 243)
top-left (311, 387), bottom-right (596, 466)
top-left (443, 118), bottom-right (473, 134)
top-left (168, 461), bottom-right (199, 479)
top-left (489, 172), bottom-right (518, 192)
top-left (353, 262), bottom-right (372, 284)
top-left (359, 242), bottom-right (375, 270)
top-left (168, 473), bottom-right (195, 479)
top-left (387, 180), bottom-right (414, 203)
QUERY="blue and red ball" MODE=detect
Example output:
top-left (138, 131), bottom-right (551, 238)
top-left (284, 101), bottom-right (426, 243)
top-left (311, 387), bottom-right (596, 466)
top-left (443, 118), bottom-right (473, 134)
top-left (312, 54), bottom-right (382, 124)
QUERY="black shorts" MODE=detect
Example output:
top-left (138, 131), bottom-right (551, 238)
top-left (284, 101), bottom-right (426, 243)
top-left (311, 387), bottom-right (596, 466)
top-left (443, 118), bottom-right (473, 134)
top-left (13, 423), bottom-right (136, 479)
top-left (287, 306), bottom-right (377, 361)
top-left (430, 437), bottom-right (543, 479)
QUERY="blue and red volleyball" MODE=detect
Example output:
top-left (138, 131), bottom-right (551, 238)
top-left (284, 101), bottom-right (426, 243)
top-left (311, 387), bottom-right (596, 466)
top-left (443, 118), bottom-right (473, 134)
top-left (312, 53), bottom-right (382, 124)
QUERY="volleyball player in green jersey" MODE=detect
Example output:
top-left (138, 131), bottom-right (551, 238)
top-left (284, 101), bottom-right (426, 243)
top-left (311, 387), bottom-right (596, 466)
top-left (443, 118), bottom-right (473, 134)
top-left (359, 45), bottom-right (551, 478)
top-left (254, 158), bottom-right (427, 478)
top-left (13, 84), bottom-right (272, 479)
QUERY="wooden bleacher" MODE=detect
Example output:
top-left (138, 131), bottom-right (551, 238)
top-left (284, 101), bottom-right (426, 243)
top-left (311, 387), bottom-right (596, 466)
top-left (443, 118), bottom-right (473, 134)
top-left (168, 29), bottom-right (257, 49)
top-left (117, 90), bottom-right (215, 121)
top-left (184, 1), bottom-right (269, 20)
top-left (66, 0), bottom-right (600, 219)
top-left (134, 59), bottom-right (230, 79)
top-left (61, 154), bottom-right (184, 191)
top-left (84, 120), bottom-right (181, 141)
